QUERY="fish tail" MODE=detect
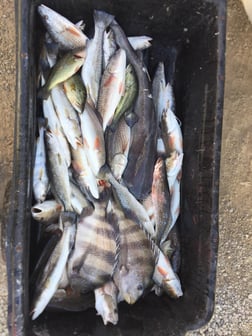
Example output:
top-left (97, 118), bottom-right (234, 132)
top-left (94, 10), bottom-right (114, 28)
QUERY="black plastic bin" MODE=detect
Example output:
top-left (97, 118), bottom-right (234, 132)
top-left (6, 0), bottom-right (226, 335)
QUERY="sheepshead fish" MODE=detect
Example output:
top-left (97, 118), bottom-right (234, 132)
top-left (38, 4), bottom-right (88, 50)
top-left (33, 119), bottom-right (49, 203)
top-left (151, 157), bottom-right (170, 244)
top-left (102, 169), bottom-right (155, 237)
top-left (63, 74), bottom-right (87, 113)
top-left (68, 192), bottom-right (120, 293)
top-left (45, 130), bottom-right (72, 211)
top-left (79, 103), bottom-right (106, 176)
top-left (111, 20), bottom-right (157, 200)
top-left (95, 281), bottom-right (119, 325)
top-left (111, 202), bottom-right (154, 305)
top-left (39, 52), bottom-right (85, 100)
top-left (81, 10), bottom-right (114, 108)
top-left (97, 48), bottom-right (126, 131)
top-left (31, 212), bottom-right (76, 320)
top-left (107, 117), bottom-right (131, 181)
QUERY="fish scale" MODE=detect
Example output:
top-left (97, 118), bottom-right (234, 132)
top-left (111, 203), bottom-right (154, 304)
top-left (68, 198), bottom-right (119, 293)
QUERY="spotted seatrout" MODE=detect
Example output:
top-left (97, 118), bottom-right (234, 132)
top-left (151, 157), bottom-right (170, 244)
top-left (38, 4), bottom-right (88, 50)
top-left (97, 48), bottom-right (126, 131)
top-left (81, 10), bottom-right (114, 108)
top-left (152, 243), bottom-right (183, 299)
top-left (45, 130), bottom-right (72, 211)
top-left (79, 103), bottom-right (106, 176)
top-left (107, 118), bottom-right (131, 180)
top-left (33, 119), bottom-right (49, 203)
top-left (31, 212), bottom-right (76, 320)
top-left (68, 193), bottom-right (120, 293)
top-left (51, 85), bottom-right (82, 150)
top-left (71, 140), bottom-right (99, 199)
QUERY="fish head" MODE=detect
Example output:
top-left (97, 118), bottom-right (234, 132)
top-left (162, 276), bottom-right (183, 299)
top-left (119, 266), bottom-right (149, 304)
top-left (96, 293), bottom-right (118, 325)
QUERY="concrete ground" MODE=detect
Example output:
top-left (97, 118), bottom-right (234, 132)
top-left (0, 0), bottom-right (251, 334)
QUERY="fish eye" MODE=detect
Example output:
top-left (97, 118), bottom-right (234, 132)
top-left (137, 284), bottom-right (143, 291)
top-left (114, 309), bottom-right (118, 314)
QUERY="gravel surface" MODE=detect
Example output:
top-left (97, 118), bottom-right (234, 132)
top-left (0, 0), bottom-right (251, 335)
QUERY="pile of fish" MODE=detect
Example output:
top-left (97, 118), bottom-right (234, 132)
top-left (31, 4), bottom-right (184, 325)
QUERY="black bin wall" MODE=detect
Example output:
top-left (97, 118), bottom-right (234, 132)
top-left (7, 0), bottom-right (226, 335)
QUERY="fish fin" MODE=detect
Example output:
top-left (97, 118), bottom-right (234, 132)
top-left (93, 10), bottom-right (114, 28)
top-left (157, 266), bottom-right (168, 277)
top-left (80, 206), bottom-right (94, 219)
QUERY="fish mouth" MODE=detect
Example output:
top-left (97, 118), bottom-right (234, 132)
top-left (123, 293), bottom-right (137, 305)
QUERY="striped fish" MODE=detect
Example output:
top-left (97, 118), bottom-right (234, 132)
top-left (111, 202), bottom-right (154, 304)
top-left (68, 193), bottom-right (119, 293)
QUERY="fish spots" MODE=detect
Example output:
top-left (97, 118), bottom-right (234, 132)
top-left (104, 74), bottom-right (116, 87)
top-left (157, 266), bottom-right (168, 277)
top-left (119, 82), bottom-right (124, 95)
top-left (66, 26), bottom-right (81, 37)
top-left (94, 136), bottom-right (101, 150)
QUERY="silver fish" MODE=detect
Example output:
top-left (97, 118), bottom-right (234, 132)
top-left (31, 200), bottom-right (63, 223)
top-left (38, 4), bottom-right (88, 50)
top-left (70, 182), bottom-right (93, 215)
top-left (45, 130), bottom-right (72, 211)
top-left (41, 85), bottom-right (71, 167)
top-left (71, 140), bottom-right (99, 199)
top-left (151, 157), bottom-right (170, 244)
top-left (51, 85), bottom-right (82, 150)
top-left (94, 281), bottom-right (119, 325)
top-left (33, 119), bottom-right (49, 203)
top-left (79, 103), bottom-right (106, 176)
top-left (97, 48), bottom-right (126, 131)
top-left (103, 30), bottom-right (117, 71)
top-left (152, 244), bottom-right (183, 298)
top-left (110, 20), bottom-right (157, 200)
top-left (161, 108), bottom-right (183, 155)
top-left (107, 117), bottom-right (131, 180)
top-left (81, 10), bottom-right (114, 108)
top-left (31, 212), bottom-right (76, 320)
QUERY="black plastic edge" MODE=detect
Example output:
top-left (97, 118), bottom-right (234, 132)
top-left (6, 0), bottom-right (32, 335)
top-left (185, 0), bottom-right (227, 332)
